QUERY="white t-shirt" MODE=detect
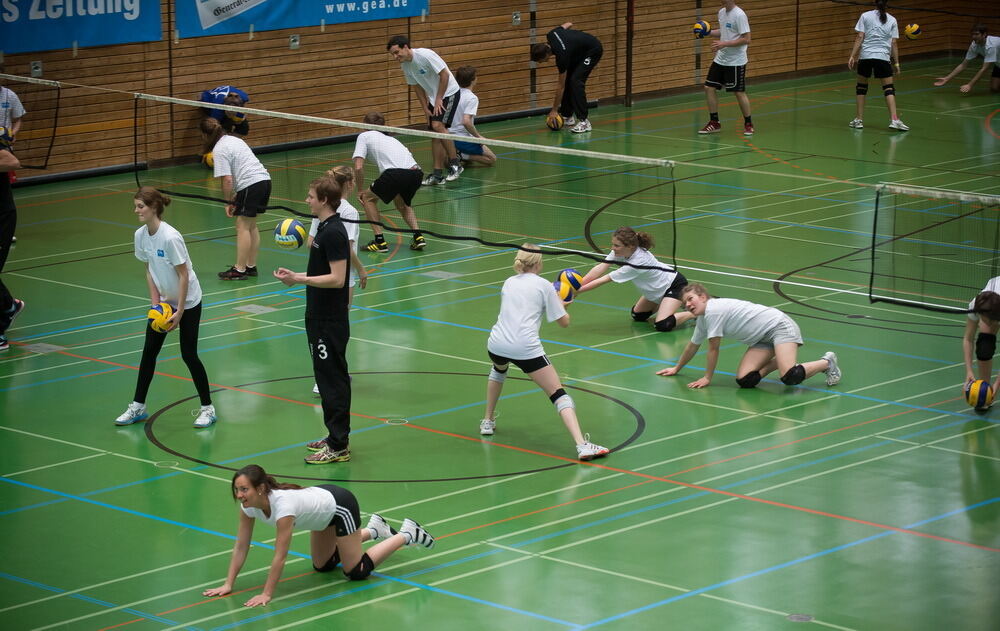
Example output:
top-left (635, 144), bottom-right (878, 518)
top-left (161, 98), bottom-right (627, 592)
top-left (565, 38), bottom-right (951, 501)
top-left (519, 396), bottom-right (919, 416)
top-left (606, 248), bottom-right (678, 302)
top-left (212, 135), bottom-right (270, 193)
top-left (353, 130), bottom-right (418, 174)
top-left (714, 6), bottom-right (750, 66)
top-left (401, 48), bottom-right (459, 102)
top-left (690, 297), bottom-right (786, 346)
top-left (448, 88), bottom-right (479, 138)
top-left (967, 276), bottom-right (1000, 322)
top-left (965, 35), bottom-right (1000, 64)
top-left (133, 221), bottom-right (202, 310)
top-left (310, 199), bottom-right (360, 287)
top-left (0, 87), bottom-right (25, 131)
top-left (855, 10), bottom-right (898, 61)
top-left (241, 487), bottom-right (336, 531)
top-left (487, 273), bottom-right (567, 360)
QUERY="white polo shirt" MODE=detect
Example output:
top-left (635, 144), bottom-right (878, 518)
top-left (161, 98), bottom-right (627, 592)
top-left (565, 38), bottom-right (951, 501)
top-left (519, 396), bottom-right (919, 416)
top-left (488, 273), bottom-right (567, 360)
top-left (714, 6), bottom-right (751, 66)
top-left (401, 48), bottom-right (459, 102)
top-left (133, 221), bottom-right (202, 310)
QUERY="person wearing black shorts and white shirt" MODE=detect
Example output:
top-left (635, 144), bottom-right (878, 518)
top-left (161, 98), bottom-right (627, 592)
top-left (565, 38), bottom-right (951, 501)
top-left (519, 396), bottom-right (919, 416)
top-left (934, 24), bottom-right (1000, 94)
top-left (200, 117), bottom-right (272, 280)
top-left (481, 244), bottom-right (610, 461)
top-left (576, 226), bottom-right (694, 333)
top-left (450, 66), bottom-right (496, 167)
top-left (386, 35), bottom-right (462, 185)
top-left (115, 187), bottom-right (216, 428)
top-left (530, 22), bottom-right (603, 134)
top-left (656, 283), bottom-right (841, 390)
top-left (962, 278), bottom-right (1000, 401)
top-left (275, 177), bottom-right (354, 465)
top-left (0, 139), bottom-right (23, 351)
top-left (202, 464), bottom-right (434, 608)
top-left (847, 0), bottom-right (909, 131)
top-left (698, 1), bottom-right (754, 136)
top-left (353, 112), bottom-right (425, 254)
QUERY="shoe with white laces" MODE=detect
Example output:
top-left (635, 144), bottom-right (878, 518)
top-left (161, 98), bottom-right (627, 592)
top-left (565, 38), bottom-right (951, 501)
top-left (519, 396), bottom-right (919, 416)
top-left (823, 351), bottom-right (842, 386)
top-left (564, 115), bottom-right (578, 127)
top-left (445, 163), bottom-right (464, 182)
top-left (422, 173), bottom-right (446, 186)
top-left (312, 383), bottom-right (320, 394)
top-left (400, 518), bottom-right (435, 548)
top-left (848, 118), bottom-right (864, 129)
top-left (366, 513), bottom-right (397, 541)
top-left (698, 120), bottom-right (722, 134)
top-left (570, 119), bottom-right (592, 133)
top-left (193, 404), bottom-right (217, 428)
top-left (114, 401), bottom-right (148, 426)
top-left (479, 418), bottom-right (496, 435)
top-left (0, 298), bottom-right (25, 332)
top-left (305, 444), bottom-right (351, 464)
top-left (889, 119), bottom-right (910, 131)
top-left (576, 434), bottom-right (610, 461)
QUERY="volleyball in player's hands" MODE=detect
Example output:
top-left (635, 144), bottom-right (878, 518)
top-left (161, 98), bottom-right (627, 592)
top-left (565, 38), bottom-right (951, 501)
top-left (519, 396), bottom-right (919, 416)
top-left (0, 126), bottom-right (12, 149)
top-left (693, 20), bottom-right (711, 39)
top-left (148, 302), bottom-right (174, 333)
top-left (558, 269), bottom-right (584, 291)
top-left (553, 280), bottom-right (574, 303)
top-left (546, 113), bottom-right (564, 131)
top-left (903, 24), bottom-right (921, 40)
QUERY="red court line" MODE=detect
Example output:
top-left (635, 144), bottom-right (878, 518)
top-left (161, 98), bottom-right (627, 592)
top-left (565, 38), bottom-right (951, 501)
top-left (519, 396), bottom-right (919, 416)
top-left (400, 422), bottom-right (1000, 553)
top-left (985, 108), bottom-right (1000, 141)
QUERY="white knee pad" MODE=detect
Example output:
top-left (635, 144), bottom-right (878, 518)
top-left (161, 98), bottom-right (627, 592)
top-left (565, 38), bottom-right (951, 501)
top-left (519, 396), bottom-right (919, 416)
top-left (554, 394), bottom-right (575, 412)
top-left (488, 367), bottom-right (507, 383)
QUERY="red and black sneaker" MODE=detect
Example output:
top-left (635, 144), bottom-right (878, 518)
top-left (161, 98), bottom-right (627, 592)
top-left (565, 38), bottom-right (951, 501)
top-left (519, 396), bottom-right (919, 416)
top-left (698, 120), bottom-right (722, 134)
top-left (218, 266), bottom-right (249, 280)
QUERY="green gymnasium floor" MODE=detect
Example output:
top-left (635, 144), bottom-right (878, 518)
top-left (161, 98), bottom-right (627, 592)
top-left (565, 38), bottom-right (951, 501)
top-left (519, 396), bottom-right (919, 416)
top-left (1, 58), bottom-right (998, 630)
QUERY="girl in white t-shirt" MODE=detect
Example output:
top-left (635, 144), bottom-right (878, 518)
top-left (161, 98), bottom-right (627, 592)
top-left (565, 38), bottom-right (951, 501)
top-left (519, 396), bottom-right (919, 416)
top-left (656, 283), bottom-right (840, 390)
top-left (114, 187), bottom-right (216, 428)
top-left (846, 0), bottom-right (909, 130)
top-left (962, 281), bottom-right (1000, 399)
top-left (203, 464), bottom-right (433, 608)
top-left (200, 117), bottom-right (272, 280)
top-left (577, 227), bottom-right (694, 332)
top-left (481, 245), bottom-right (609, 461)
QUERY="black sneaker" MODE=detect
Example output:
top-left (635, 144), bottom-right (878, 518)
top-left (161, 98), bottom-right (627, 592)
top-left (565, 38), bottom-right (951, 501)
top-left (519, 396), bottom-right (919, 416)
top-left (245, 265), bottom-right (258, 277)
top-left (365, 239), bottom-right (389, 253)
top-left (218, 266), bottom-right (249, 280)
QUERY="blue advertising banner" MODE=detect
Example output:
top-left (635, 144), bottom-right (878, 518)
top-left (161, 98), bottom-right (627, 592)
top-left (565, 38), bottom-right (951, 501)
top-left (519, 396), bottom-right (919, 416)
top-left (0, 0), bottom-right (161, 55)
top-left (176, 0), bottom-right (429, 39)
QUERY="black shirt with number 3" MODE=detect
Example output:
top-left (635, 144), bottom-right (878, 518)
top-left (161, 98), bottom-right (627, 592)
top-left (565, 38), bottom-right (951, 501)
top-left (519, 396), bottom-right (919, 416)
top-left (305, 216), bottom-right (350, 321)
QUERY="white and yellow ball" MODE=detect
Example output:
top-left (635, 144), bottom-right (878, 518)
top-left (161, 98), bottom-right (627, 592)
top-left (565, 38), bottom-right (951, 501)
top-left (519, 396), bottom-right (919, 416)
top-left (693, 20), bottom-right (711, 39)
top-left (274, 218), bottom-right (307, 249)
top-left (558, 268), bottom-right (584, 292)
top-left (147, 302), bottom-right (174, 334)
top-left (903, 24), bottom-right (921, 40)
top-left (966, 379), bottom-right (994, 409)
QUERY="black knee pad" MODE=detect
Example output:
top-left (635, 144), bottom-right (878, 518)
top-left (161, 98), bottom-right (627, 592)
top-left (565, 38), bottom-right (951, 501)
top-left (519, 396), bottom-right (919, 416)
top-left (883, 83), bottom-right (895, 97)
top-left (313, 548), bottom-right (341, 573)
top-left (653, 315), bottom-right (677, 332)
top-left (343, 552), bottom-right (374, 581)
top-left (548, 388), bottom-right (568, 404)
top-left (976, 332), bottom-right (997, 361)
top-left (631, 308), bottom-right (654, 322)
top-left (780, 364), bottom-right (806, 386)
top-left (735, 372), bottom-right (762, 389)
top-left (856, 83), bottom-right (869, 95)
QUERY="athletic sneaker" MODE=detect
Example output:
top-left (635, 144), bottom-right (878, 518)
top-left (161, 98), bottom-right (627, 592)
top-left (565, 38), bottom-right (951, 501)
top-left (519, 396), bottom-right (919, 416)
top-left (576, 434), bottom-right (610, 461)
top-left (400, 518), bottom-right (435, 548)
top-left (366, 513), bottom-right (397, 541)
top-left (570, 119), bottom-right (592, 133)
top-left (245, 265), bottom-right (258, 277)
top-left (192, 404), bottom-right (217, 428)
top-left (457, 151), bottom-right (470, 162)
top-left (410, 235), bottom-right (427, 251)
top-left (564, 115), bottom-right (578, 127)
top-left (304, 445), bottom-right (351, 464)
top-left (848, 118), bottom-right (864, 129)
top-left (743, 123), bottom-right (755, 136)
top-left (0, 334), bottom-right (7, 351)
top-left (114, 401), bottom-right (148, 426)
top-left (698, 120), bottom-right (722, 134)
top-left (218, 266), bottom-right (248, 280)
top-left (889, 119), bottom-right (910, 131)
top-left (365, 239), bottom-right (389, 253)
top-left (305, 438), bottom-right (328, 451)
top-left (422, 173), bottom-right (445, 186)
top-left (823, 351), bottom-right (842, 386)
top-left (445, 163), bottom-right (464, 182)
top-left (479, 418), bottom-right (496, 435)
top-left (1, 298), bottom-right (25, 332)
top-left (312, 383), bottom-right (320, 394)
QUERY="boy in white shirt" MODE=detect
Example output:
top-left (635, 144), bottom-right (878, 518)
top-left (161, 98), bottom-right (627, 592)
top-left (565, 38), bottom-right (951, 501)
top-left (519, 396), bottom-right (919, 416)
top-left (449, 67), bottom-right (496, 167)
top-left (935, 24), bottom-right (1000, 94)
top-left (697, 0), bottom-right (754, 136)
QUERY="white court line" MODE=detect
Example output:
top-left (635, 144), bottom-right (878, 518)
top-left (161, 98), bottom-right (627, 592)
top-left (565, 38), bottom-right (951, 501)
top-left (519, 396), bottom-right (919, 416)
top-left (3, 452), bottom-right (106, 477)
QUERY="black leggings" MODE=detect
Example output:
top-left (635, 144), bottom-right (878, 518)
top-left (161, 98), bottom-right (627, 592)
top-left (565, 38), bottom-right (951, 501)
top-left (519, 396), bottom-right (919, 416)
top-left (133, 302), bottom-right (212, 406)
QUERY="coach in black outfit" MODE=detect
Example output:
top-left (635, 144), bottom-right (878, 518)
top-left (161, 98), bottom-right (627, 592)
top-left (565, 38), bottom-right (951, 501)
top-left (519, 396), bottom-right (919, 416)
top-left (530, 22), bottom-right (603, 133)
top-left (0, 133), bottom-right (23, 351)
top-left (274, 176), bottom-right (353, 465)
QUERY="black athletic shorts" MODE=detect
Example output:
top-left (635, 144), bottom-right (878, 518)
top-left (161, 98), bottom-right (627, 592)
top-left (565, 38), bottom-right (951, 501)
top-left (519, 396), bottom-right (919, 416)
top-left (488, 350), bottom-right (551, 374)
top-left (233, 179), bottom-right (271, 217)
top-left (705, 62), bottom-right (747, 92)
top-left (371, 168), bottom-right (423, 206)
top-left (663, 272), bottom-right (689, 301)
top-left (426, 91), bottom-right (461, 128)
top-left (857, 58), bottom-right (893, 79)
top-left (317, 484), bottom-right (361, 536)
